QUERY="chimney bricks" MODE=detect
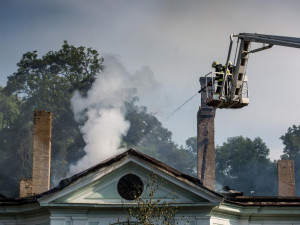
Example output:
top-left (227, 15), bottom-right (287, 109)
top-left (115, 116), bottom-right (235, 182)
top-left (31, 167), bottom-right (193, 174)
top-left (197, 77), bottom-right (215, 190)
top-left (278, 160), bottom-right (295, 197)
top-left (19, 179), bottom-right (32, 198)
top-left (19, 110), bottom-right (52, 197)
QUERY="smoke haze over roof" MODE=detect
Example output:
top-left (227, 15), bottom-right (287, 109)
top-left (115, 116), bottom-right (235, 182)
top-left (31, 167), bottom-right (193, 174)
top-left (1, 0), bottom-right (300, 159)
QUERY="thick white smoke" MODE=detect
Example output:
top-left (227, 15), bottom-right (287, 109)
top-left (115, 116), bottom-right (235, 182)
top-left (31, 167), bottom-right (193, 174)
top-left (69, 55), bottom-right (163, 175)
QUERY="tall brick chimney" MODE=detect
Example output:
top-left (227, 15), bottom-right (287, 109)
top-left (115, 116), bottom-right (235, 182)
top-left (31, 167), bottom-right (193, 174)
top-left (277, 160), bottom-right (295, 197)
top-left (197, 77), bottom-right (215, 190)
top-left (19, 110), bottom-right (52, 197)
top-left (31, 110), bottom-right (52, 195)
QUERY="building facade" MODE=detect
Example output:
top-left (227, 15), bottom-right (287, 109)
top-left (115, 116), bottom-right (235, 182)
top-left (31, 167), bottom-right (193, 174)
top-left (1, 149), bottom-right (300, 225)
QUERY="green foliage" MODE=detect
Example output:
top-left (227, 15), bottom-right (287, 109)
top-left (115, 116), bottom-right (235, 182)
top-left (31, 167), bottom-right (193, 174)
top-left (123, 100), bottom-right (196, 177)
top-left (5, 40), bottom-right (103, 98)
top-left (0, 41), bottom-right (197, 197)
top-left (185, 137), bottom-right (197, 155)
top-left (0, 87), bottom-right (30, 196)
top-left (0, 41), bottom-right (104, 196)
top-left (0, 86), bottom-right (21, 129)
top-left (280, 125), bottom-right (300, 160)
top-left (215, 136), bottom-right (277, 196)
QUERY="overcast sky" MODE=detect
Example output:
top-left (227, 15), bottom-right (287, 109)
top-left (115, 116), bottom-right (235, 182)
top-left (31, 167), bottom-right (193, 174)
top-left (1, 0), bottom-right (300, 159)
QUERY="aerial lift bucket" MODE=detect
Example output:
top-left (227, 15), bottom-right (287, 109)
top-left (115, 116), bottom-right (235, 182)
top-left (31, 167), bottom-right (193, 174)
top-left (204, 71), bottom-right (249, 109)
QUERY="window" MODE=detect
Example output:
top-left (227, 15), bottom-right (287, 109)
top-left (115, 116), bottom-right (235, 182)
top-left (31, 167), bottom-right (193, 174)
top-left (117, 174), bottom-right (144, 200)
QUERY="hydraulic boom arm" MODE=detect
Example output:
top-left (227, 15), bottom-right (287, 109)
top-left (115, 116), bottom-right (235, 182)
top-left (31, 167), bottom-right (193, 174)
top-left (234, 33), bottom-right (300, 49)
top-left (205, 33), bottom-right (300, 109)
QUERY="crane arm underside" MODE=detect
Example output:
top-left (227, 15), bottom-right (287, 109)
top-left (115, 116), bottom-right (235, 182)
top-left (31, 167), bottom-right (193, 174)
top-left (234, 33), bottom-right (300, 49)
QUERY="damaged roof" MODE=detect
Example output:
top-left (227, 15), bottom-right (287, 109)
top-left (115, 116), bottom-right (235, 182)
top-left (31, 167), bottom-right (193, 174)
top-left (2, 149), bottom-right (300, 207)
top-left (0, 149), bottom-right (219, 205)
top-left (226, 196), bottom-right (300, 206)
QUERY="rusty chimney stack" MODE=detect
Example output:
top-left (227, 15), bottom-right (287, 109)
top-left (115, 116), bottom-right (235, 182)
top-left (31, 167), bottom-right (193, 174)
top-left (277, 160), bottom-right (295, 197)
top-left (19, 110), bottom-right (52, 197)
top-left (197, 77), bottom-right (215, 190)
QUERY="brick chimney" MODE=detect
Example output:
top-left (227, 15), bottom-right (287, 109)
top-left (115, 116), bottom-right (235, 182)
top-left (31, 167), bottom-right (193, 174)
top-left (197, 77), bottom-right (215, 190)
top-left (19, 110), bottom-right (52, 197)
top-left (19, 179), bottom-right (32, 198)
top-left (277, 160), bottom-right (295, 197)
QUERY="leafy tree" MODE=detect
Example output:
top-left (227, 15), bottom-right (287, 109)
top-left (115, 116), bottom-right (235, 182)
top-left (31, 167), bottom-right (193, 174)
top-left (215, 136), bottom-right (277, 196)
top-left (123, 100), bottom-right (196, 177)
top-left (0, 86), bottom-right (21, 129)
top-left (185, 136), bottom-right (197, 155)
top-left (0, 41), bottom-right (104, 196)
top-left (5, 41), bottom-right (103, 98)
top-left (280, 125), bottom-right (300, 160)
top-left (0, 87), bottom-right (27, 197)
top-left (0, 41), bottom-right (197, 197)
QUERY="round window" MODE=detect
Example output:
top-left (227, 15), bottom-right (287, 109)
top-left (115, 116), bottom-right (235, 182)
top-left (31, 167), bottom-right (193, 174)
top-left (117, 174), bottom-right (144, 200)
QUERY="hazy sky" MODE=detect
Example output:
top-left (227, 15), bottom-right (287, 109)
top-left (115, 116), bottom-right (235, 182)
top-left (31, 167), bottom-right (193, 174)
top-left (1, 0), bottom-right (300, 159)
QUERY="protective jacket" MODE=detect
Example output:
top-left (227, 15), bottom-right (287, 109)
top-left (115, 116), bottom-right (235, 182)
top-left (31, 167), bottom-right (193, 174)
top-left (215, 64), bottom-right (224, 82)
top-left (228, 64), bottom-right (235, 74)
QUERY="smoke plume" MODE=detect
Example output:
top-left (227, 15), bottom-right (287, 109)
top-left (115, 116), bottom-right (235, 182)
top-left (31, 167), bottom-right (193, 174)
top-left (69, 55), bottom-right (162, 174)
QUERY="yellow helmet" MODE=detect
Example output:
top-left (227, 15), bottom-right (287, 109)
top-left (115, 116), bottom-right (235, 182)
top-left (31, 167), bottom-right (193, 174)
top-left (212, 61), bottom-right (218, 68)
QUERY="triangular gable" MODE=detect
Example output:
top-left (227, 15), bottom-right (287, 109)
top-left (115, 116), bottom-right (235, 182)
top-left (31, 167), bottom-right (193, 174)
top-left (39, 150), bottom-right (222, 206)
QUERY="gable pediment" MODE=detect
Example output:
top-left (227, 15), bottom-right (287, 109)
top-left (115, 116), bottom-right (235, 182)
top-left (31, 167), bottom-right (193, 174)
top-left (39, 152), bottom-right (222, 206)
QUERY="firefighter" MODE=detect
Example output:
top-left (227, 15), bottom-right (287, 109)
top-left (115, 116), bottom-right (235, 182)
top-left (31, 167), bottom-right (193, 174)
top-left (227, 61), bottom-right (235, 74)
top-left (212, 61), bottom-right (224, 95)
top-left (225, 61), bottom-right (235, 97)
